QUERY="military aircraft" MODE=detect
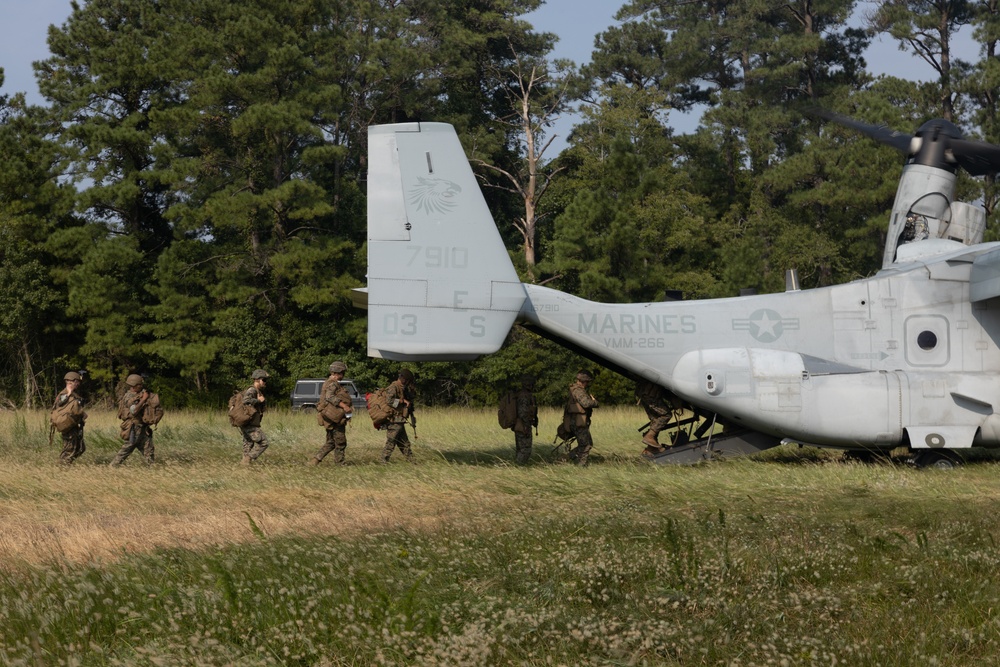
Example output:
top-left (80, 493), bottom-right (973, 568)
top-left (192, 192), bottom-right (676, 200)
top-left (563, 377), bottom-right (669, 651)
top-left (359, 114), bottom-right (1000, 466)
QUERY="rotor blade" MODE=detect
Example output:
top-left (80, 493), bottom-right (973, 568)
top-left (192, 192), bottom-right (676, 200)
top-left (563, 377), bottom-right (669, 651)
top-left (950, 138), bottom-right (1000, 177)
top-left (808, 108), bottom-right (913, 153)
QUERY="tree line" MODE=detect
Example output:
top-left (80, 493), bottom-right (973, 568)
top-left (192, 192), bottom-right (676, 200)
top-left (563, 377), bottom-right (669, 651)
top-left (0, 0), bottom-right (997, 408)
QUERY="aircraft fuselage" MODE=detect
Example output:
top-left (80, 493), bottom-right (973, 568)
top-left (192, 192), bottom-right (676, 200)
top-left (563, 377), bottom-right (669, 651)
top-left (520, 244), bottom-right (1000, 450)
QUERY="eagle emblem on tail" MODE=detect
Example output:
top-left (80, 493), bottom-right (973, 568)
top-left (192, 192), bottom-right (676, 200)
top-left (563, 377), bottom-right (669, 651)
top-left (408, 177), bottom-right (462, 215)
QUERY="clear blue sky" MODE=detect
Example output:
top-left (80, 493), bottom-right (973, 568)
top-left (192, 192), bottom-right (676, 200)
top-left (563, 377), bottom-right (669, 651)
top-left (0, 0), bottom-right (981, 152)
top-left (0, 0), bottom-right (67, 102)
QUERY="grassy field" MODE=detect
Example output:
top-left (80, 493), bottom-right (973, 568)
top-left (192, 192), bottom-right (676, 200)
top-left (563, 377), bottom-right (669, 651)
top-left (2, 406), bottom-right (1000, 665)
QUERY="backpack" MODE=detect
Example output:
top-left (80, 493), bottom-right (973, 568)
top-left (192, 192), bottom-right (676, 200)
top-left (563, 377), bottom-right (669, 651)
top-left (315, 381), bottom-right (331, 426)
top-left (228, 390), bottom-right (254, 428)
top-left (556, 420), bottom-right (573, 443)
top-left (50, 397), bottom-right (85, 434)
top-left (497, 391), bottom-right (517, 430)
top-left (318, 401), bottom-right (347, 427)
top-left (316, 380), bottom-right (348, 427)
top-left (142, 393), bottom-right (164, 426)
top-left (367, 388), bottom-right (392, 429)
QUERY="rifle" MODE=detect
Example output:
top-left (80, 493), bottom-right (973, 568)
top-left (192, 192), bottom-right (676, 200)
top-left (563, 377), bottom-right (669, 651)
top-left (551, 433), bottom-right (576, 457)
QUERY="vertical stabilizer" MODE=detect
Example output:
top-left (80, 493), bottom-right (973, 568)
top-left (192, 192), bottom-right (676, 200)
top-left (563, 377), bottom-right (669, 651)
top-left (366, 123), bottom-right (525, 360)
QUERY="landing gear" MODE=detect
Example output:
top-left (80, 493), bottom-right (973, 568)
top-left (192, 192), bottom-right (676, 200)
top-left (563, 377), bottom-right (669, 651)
top-left (911, 449), bottom-right (962, 469)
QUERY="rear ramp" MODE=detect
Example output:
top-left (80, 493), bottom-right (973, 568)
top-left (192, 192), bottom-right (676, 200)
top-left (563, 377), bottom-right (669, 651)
top-left (647, 429), bottom-right (782, 465)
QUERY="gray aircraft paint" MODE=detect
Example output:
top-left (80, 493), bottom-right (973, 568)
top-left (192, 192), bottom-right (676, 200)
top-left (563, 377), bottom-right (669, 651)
top-left (362, 122), bottom-right (1000, 453)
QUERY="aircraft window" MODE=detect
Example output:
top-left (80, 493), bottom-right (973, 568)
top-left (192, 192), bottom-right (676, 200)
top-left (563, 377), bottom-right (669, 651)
top-left (917, 330), bottom-right (938, 350)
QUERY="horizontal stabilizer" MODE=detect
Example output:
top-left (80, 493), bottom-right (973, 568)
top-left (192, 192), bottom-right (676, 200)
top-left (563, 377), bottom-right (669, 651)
top-left (350, 288), bottom-right (368, 310)
top-left (366, 123), bottom-right (525, 360)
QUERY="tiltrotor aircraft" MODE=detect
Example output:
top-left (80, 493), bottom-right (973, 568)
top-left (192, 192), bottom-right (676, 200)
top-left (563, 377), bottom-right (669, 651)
top-left (359, 113), bottom-right (1000, 465)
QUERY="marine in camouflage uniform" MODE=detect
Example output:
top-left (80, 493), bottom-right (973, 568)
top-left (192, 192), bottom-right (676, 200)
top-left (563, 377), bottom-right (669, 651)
top-left (564, 370), bottom-right (599, 466)
top-left (382, 368), bottom-right (416, 463)
top-left (513, 374), bottom-right (538, 465)
top-left (310, 361), bottom-right (353, 466)
top-left (54, 371), bottom-right (86, 465)
top-left (636, 379), bottom-right (676, 457)
top-left (111, 374), bottom-right (155, 466)
top-left (240, 369), bottom-right (270, 465)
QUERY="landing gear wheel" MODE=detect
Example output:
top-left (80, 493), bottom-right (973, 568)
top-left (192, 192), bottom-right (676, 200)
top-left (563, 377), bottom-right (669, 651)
top-left (912, 449), bottom-right (961, 469)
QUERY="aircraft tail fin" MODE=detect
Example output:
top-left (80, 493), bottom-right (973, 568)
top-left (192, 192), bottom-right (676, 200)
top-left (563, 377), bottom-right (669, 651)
top-left (366, 123), bottom-right (525, 360)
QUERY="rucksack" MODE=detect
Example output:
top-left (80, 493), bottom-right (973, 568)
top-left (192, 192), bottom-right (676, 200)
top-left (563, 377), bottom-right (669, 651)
top-left (142, 393), bottom-right (164, 426)
top-left (50, 397), bottom-right (85, 434)
top-left (315, 380), bottom-right (331, 427)
top-left (316, 380), bottom-right (348, 427)
top-left (498, 391), bottom-right (517, 430)
top-left (367, 388), bottom-right (392, 429)
top-left (228, 390), bottom-right (254, 428)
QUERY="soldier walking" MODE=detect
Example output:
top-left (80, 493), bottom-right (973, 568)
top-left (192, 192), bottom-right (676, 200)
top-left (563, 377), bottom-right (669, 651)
top-left (564, 370), bottom-right (599, 465)
top-left (636, 379), bottom-right (675, 458)
top-left (111, 374), bottom-right (155, 466)
top-left (240, 369), bottom-right (270, 465)
top-left (310, 361), bottom-right (354, 466)
top-left (52, 371), bottom-right (87, 465)
top-left (513, 374), bottom-right (538, 464)
top-left (381, 368), bottom-right (416, 463)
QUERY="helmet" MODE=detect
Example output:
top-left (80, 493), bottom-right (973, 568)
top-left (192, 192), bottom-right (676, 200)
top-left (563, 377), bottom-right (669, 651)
top-left (125, 374), bottom-right (144, 387)
top-left (329, 361), bottom-right (347, 374)
top-left (576, 370), bottom-right (594, 382)
top-left (251, 369), bottom-right (270, 380)
top-left (398, 368), bottom-right (415, 384)
top-left (64, 371), bottom-right (82, 382)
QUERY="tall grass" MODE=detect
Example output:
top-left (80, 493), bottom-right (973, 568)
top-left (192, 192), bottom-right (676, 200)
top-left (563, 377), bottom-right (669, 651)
top-left (1, 406), bottom-right (999, 665)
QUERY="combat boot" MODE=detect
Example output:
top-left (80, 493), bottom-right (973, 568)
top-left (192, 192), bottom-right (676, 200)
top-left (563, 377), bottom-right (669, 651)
top-left (642, 431), bottom-right (660, 448)
top-left (308, 457), bottom-right (321, 466)
top-left (642, 444), bottom-right (665, 459)
top-left (240, 454), bottom-right (253, 466)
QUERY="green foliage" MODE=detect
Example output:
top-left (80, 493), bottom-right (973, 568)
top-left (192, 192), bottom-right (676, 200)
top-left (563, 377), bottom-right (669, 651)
top-left (66, 235), bottom-right (147, 386)
top-left (868, 0), bottom-right (974, 118)
top-left (545, 131), bottom-right (719, 302)
top-left (40, 0), bottom-right (176, 253)
top-left (142, 240), bottom-right (224, 392)
top-left (957, 2), bottom-right (1000, 233)
top-left (0, 99), bottom-right (83, 405)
